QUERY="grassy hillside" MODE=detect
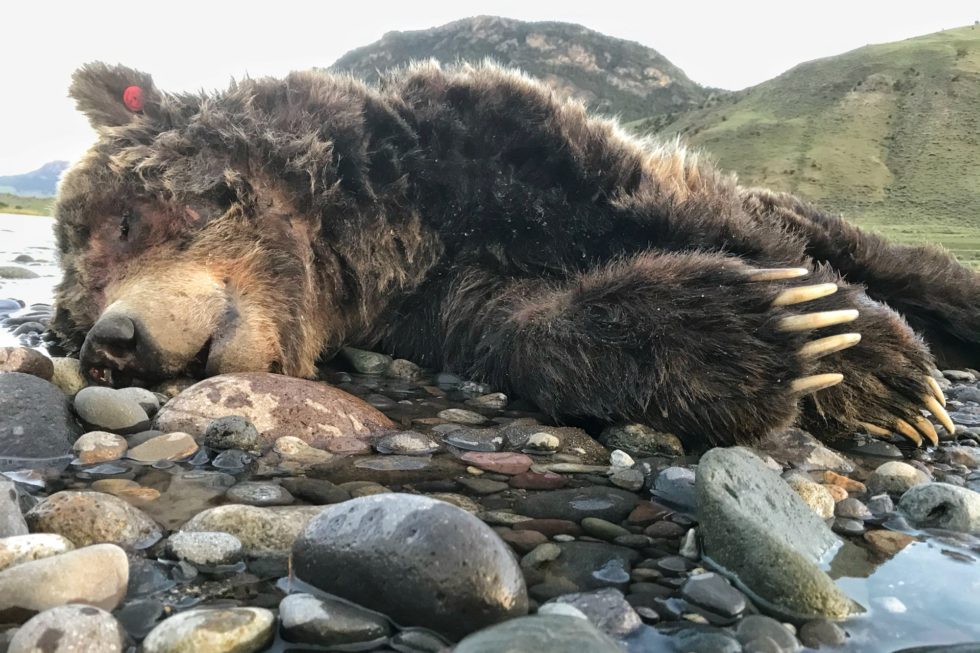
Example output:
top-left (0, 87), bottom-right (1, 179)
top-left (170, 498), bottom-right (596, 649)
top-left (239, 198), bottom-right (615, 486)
top-left (0, 193), bottom-right (54, 216)
top-left (641, 25), bottom-right (980, 265)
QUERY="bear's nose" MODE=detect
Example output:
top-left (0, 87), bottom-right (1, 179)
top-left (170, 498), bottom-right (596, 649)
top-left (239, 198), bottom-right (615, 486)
top-left (80, 313), bottom-right (138, 386)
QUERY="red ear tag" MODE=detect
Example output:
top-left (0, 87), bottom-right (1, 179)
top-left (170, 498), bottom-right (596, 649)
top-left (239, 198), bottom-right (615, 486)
top-left (123, 85), bottom-right (144, 112)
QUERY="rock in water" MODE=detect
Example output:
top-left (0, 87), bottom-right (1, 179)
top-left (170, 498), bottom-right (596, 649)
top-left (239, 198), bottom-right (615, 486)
top-left (181, 505), bottom-right (324, 557)
top-left (73, 386), bottom-right (151, 434)
top-left (142, 607), bottom-right (274, 653)
top-left (8, 604), bottom-right (126, 653)
top-left (454, 615), bottom-right (621, 653)
top-left (279, 593), bottom-right (391, 646)
top-left (153, 373), bottom-right (394, 446)
top-left (0, 544), bottom-right (129, 622)
top-left (696, 447), bottom-right (859, 620)
top-left (292, 493), bottom-right (528, 640)
top-left (0, 373), bottom-right (81, 459)
top-left (898, 483), bottom-right (980, 533)
top-left (25, 491), bottom-right (161, 548)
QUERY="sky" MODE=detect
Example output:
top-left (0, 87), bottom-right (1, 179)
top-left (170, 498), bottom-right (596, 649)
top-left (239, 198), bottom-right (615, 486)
top-left (1, 0), bottom-right (976, 174)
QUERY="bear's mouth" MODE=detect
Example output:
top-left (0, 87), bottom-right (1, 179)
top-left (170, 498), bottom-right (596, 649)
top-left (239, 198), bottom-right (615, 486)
top-left (184, 337), bottom-right (214, 379)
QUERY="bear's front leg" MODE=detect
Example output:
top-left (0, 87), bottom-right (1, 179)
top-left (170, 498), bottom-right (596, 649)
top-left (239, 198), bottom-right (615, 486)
top-left (441, 251), bottom-right (919, 450)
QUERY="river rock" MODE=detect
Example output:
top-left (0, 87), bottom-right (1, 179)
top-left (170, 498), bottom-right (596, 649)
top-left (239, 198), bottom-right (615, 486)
top-left (25, 491), bottom-right (161, 548)
top-left (696, 447), bottom-right (859, 620)
top-left (340, 347), bottom-right (392, 374)
top-left (73, 431), bottom-right (128, 464)
top-left (292, 493), bottom-right (528, 640)
top-left (225, 482), bottom-right (293, 506)
top-left (515, 486), bottom-right (639, 523)
top-left (181, 504), bottom-right (323, 557)
top-left (0, 533), bottom-right (75, 572)
top-left (166, 531), bottom-right (243, 566)
top-left (115, 387), bottom-right (161, 416)
top-left (203, 415), bottom-right (263, 452)
top-left (545, 588), bottom-right (642, 638)
top-left (154, 373), bottom-right (394, 446)
top-left (454, 614), bottom-right (621, 653)
top-left (0, 544), bottom-right (129, 622)
top-left (0, 347), bottom-right (53, 380)
top-left (0, 480), bottom-right (28, 537)
top-left (127, 432), bottom-right (198, 462)
top-left (599, 423), bottom-right (684, 457)
top-left (279, 593), bottom-right (391, 646)
top-left (309, 453), bottom-right (466, 485)
top-left (898, 483), bottom-right (980, 533)
top-left (756, 427), bottom-right (855, 473)
top-left (0, 373), bottom-right (81, 459)
top-left (8, 604), bottom-right (126, 653)
top-left (74, 387), bottom-right (150, 434)
top-left (524, 541), bottom-right (639, 598)
top-left (0, 266), bottom-right (39, 279)
top-left (142, 607), bottom-right (274, 653)
top-left (786, 476), bottom-right (836, 519)
top-left (868, 461), bottom-right (930, 495)
top-left (50, 357), bottom-right (87, 395)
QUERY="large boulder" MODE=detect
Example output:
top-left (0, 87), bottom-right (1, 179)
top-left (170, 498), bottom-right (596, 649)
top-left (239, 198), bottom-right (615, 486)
top-left (154, 373), bottom-right (394, 447)
top-left (696, 447), bottom-right (860, 621)
top-left (292, 493), bottom-right (528, 640)
top-left (0, 373), bottom-right (81, 461)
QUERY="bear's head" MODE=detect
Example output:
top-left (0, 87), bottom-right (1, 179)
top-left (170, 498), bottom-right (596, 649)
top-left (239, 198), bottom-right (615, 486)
top-left (51, 63), bottom-right (337, 386)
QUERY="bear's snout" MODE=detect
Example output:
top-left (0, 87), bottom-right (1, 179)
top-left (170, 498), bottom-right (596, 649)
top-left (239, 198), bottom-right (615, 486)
top-left (79, 311), bottom-right (174, 387)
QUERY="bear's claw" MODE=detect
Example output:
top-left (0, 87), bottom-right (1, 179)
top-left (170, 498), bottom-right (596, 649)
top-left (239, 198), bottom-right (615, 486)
top-left (925, 376), bottom-right (946, 407)
top-left (791, 373), bottom-right (844, 394)
top-left (855, 377), bottom-right (952, 448)
top-left (746, 267), bottom-right (810, 281)
top-left (778, 309), bottom-right (860, 332)
top-left (772, 283), bottom-right (839, 307)
top-left (799, 333), bottom-right (862, 359)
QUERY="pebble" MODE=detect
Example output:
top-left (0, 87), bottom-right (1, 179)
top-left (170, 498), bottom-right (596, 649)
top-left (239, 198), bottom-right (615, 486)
top-left (387, 358), bottom-right (422, 380)
top-left (515, 486), bottom-right (639, 523)
top-left (0, 373), bottom-right (81, 458)
top-left (866, 494), bottom-right (895, 516)
top-left (438, 408), bottom-right (489, 425)
top-left (835, 498), bottom-right (872, 520)
top-left (49, 357), bottom-right (87, 395)
top-left (142, 607), bottom-right (275, 653)
top-left (292, 494), bottom-right (528, 639)
top-left (166, 531), bottom-right (243, 566)
top-left (225, 481), bottom-right (294, 506)
top-left (73, 431), bottom-right (128, 464)
top-left (444, 428), bottom-right (504, 452)
top-left (115, 386), bottom-right (161, 416)
top-left (0, 480), bottom-right (27, 538)
top-left (547, 588), bottom-right (641, 637)
top-left (786, 476), bottom-right (836, 518)
top-left (499, 529), bottom-right (548, 553)
top-left (681, 572), bottom-right (748, 618)
top-left (832, 518), bottom-right (866, 536)
top-left (581, 518), bottom-right (631, 541)
top-left (461, 451), bottom-right (533, 475)
top-left (279, 477), bottom-right (351, 504)
top-left (610, 468), bottom-right (645, 491)
top-left (736, 615), bottom-right (802, 652)
top-left (181, 505), bottom-right (323, 557)
top-left (466, 392), bottom-right (509, 410)
top-left (526, 542), bottom-right (638, 598)
top-left (454, 614), bottom-right (622, 653)
top-left (0, 544), bottom-right (129, 621)
top-left (943, 370), bottom-right (977, 382)
top-left (73, 386), bottom-right (150, 434)
top-left (127, 432), bottom-right (199, 462)
top-left (8, 604), bottom-right (126, 653)
top-left (273, 435), bottom-right (334, 467)
top-left (509, 471), bottom-right (568, 490)
top-left (599, 423), bottom-right (684, 457)
top-left (374, 430), bottom-right (440, 455)
top-left (341, 347), bottom-right (392, 374)
top-left (759, 427), bottom-right (855, 473)
top-left (0, 346), bottom-right (53, 380)
top-left (697, 447), bottom-right (856, 619)
top-left (0, 533), bottom-right (75, 572)
top-left (822, 470), bottom-right (866, 494)
top-left (524, 431), bottom-right (560, 453)
top-left (798, 618), bottom-right (848, 648)
top-left (26, 491), bottom-right (161, 548)
top-left (279, 593), bottom-right (391, 646)
top-left (650, 466), bottom-right (697, 511)
top-left (202, 415), bottom-right (263, 452)
top-left (154, 372), bottom-right (393, 445)
top-left (868, 461), bottom-right (931, 495)
top-left (942, 446), bottom-right (980, 469)
top-left (864, 530), bottom-right (916, 557)
top-left (898, 482), bottom-right (980, 533)
top-left (514, 519), bottom-right (582, 537)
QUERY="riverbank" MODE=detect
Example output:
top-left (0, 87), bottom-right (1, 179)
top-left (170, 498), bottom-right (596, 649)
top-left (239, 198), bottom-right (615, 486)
top-left (0, 194), bottom-right (53, 217)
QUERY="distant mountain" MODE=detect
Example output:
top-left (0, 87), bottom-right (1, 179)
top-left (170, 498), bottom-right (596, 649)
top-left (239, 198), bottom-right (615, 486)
top-left (0, 161), bottom-right (69, 197)
top-left (642, 25), bottom-right (980, 264)
top-left (330, 16), bottom-right (719, 121)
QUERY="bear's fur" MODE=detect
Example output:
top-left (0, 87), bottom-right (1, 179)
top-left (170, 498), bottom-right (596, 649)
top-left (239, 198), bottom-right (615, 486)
top-left (51, 61), bottom-right (980, 449)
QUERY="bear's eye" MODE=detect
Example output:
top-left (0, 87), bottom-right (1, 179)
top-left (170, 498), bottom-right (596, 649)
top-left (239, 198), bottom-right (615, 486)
top-left (119, 210), bottom-right (132, 241)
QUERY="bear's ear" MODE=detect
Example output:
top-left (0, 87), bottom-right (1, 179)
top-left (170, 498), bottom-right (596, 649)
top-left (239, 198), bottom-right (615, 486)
top-left (69, 62), bottom-right (162, 129)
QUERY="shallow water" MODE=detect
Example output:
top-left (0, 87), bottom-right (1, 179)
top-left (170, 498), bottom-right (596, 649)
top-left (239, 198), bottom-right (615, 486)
top-left (2, 211), bottom-right (980, 652)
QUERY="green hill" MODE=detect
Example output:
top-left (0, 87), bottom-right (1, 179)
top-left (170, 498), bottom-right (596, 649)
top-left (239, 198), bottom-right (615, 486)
top-left (640, 25), bottom-right (980, 264)
top-left (0, 193), bottom-right (53, 216)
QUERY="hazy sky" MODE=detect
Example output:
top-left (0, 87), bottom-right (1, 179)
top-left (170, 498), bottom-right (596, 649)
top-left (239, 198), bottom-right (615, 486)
top-left (1, 0), bottom-right (976, 173)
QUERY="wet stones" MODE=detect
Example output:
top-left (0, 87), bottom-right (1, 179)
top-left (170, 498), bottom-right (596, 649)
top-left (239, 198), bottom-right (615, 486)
top-left (454, 614), bottom-right (621, 653)
top-left (696, 447), bottom-right (858, 620)
top-left (785, 476), bottom-right (836, 519)
top-left (225, 481), bottom-right (294, 506)
top-left (279, 593), bottom-right (391, 646)
top-left (599, 423), bottom-right (684, 457)
top-left (8, 604), bottom-right (126, 653)
top-left (142, 607), bottom-right (275, 653)
top-left (868, 461), bottom-right (931, 495)
top-left (374, 430), bottom-right (440, 455)
top-left (26, 491), bottom-right (161, 549)
top-left (127, 432), bottom-right (198, 462)
top-left (545, 588), bottom-right (642, 638)
top-left (50, 357), bottom-right (87, 395)
top-left (460, 451), bottom-right (533, 475)
top-left (0, 372), bottom-right (81, 459)
top-left (0, 544), bottom-right (129, 622)
top-left (202, 415), bottom-right (263, 453)
top-left (680, 572), bottom-right (748, 619)
top-left (514, 486), bottom-right (640, 523)
top-left (0, 346), bottom-right (53, 380)
top-left (341, 347), bottom-right (392, 374)
top-left (438, 408), bottom-right (489, 425)
top-left (153, 373), bottom-right (394, 446)
top-left (74, 387), bottom-right (150, 434)
top-left (292, 493), bottom-right (528, 640)
top-left (523, 541), bottom-right (638, 600)
top-left (166, 531), bottom-right (243, 567)
top-left (180, 504), bottom-right (323, 557)
top-left (73, 431), bottom-right (128, 464)
top-left (0, 534), bottom-right (74, 572)
top-left (0, 480), bottom-right (27, 537)
top-left (898, 483), bottom-right (980, 533)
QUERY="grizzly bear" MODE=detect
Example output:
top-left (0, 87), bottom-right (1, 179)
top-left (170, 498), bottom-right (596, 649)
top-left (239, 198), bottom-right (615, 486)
top-left (50, 61), bottom-right (979, 450)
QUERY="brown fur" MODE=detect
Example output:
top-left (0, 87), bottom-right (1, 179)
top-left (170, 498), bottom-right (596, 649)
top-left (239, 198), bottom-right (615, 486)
top-left (50, 61), bottom-right (980, 450)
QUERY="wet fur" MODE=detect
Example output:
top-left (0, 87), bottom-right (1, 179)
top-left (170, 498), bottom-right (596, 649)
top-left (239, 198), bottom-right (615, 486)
top-left (52, 61), bottom-right (980, 449)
